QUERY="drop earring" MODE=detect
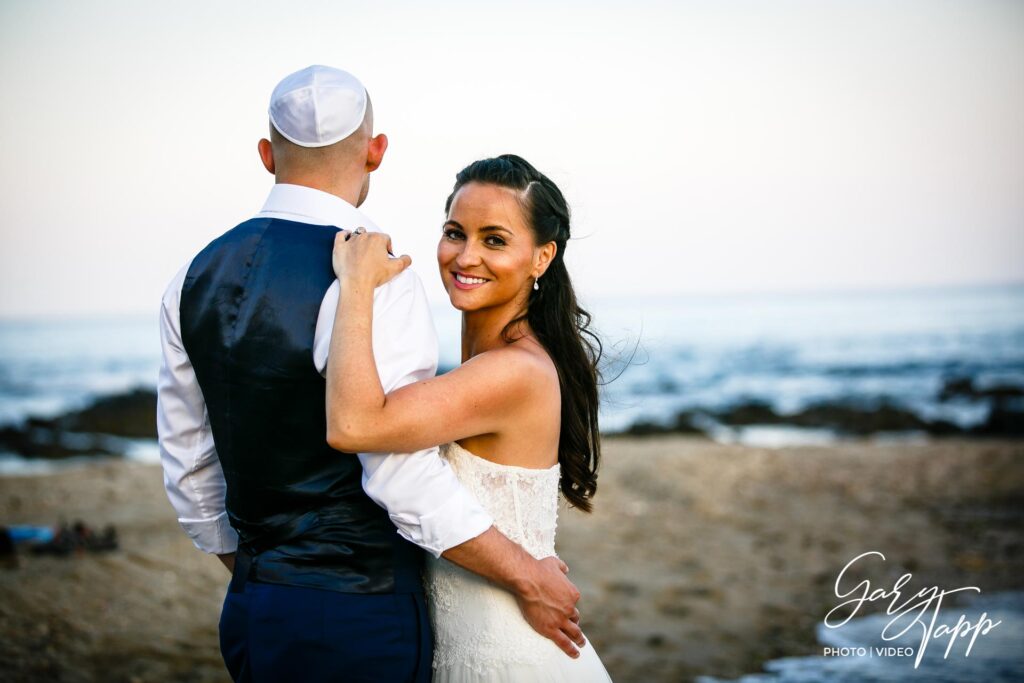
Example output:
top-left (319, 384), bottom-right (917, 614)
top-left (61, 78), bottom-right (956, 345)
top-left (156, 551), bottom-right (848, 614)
top-left (533, 277), bottom-right (540, 291)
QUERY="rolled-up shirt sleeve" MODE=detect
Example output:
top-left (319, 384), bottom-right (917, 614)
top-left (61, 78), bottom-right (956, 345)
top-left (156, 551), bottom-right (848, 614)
top-left (157, 265), bottom-right (239, 555)
top-left (314, 269), bottom-right (494, 557)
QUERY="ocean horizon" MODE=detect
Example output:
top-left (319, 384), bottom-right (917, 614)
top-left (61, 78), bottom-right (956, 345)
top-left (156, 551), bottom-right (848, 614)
top-left (1, 281), bottom-right (1022, 471)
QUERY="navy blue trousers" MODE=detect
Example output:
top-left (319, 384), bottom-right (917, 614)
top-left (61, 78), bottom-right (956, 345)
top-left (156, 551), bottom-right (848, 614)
top-left (219, 579), bottom-right (433, 682)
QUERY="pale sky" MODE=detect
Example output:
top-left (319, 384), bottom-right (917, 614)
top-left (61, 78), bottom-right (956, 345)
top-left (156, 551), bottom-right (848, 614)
top-left (1, 0), bottom-right (1021, 318)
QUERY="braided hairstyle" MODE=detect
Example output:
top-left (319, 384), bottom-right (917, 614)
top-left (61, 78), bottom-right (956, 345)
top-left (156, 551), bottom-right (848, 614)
top-left (444, 154), bottom-right (601, 512)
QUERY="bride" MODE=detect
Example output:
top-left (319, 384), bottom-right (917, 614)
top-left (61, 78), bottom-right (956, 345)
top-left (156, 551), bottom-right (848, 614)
top-left (325, 154), bottom-right (612, 681)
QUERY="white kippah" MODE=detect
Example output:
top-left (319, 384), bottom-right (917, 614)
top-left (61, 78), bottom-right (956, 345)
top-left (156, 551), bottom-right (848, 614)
top-left (268, 65), bottom-right (368, 148)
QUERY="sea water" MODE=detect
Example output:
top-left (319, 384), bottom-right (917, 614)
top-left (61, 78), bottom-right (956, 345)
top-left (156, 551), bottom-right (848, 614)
top-left (696, 591), bottom-right (1024, 683)
top-left (1, 283), bottom-right (1022, 449)
top-left (439, 282), bottom-right (1024, 437)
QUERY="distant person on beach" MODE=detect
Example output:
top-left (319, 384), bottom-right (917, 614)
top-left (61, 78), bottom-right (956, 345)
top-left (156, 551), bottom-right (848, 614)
top-left (157, 65), bottom-right (587, 682)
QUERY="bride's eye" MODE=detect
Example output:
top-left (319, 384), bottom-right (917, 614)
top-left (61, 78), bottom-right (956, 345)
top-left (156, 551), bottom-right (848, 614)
top-left (484, 235), bottom-right (506, 247)
top-left (443, 228), bottom-right (465, 241)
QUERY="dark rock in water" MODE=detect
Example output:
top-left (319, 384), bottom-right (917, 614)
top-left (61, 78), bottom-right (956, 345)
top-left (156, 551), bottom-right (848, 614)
top-left (617, 412), bottom-right (707, 437)
top-left (939, 376), bottom-right (1024, 435)
top-left (715, 400), bottom-right (783, 426)
top-left (985, 385), bottom-right (1024, 399)
top-left (938, 375), bottom-right (1024, 402)
top-left (789, 401), bottom-right (933, 434)
top-left (51, 388), bottom-right (157, 439)
top-left (609, 389), bottom-right (1019, 439)
top-left (972, 402), bottom-right (1024, 436)
top-left (711, 398), bottom-right (963, 436)
top-left (790, 400), bottom-right (969, 435)
top-left (0, 425), bottom-right (119, 459)
top-left (938, 376), bottom-right (976, 401)
top-left (614, 421), bottom-right (672, 437)
top-left (0, 388), bottom-right (156, 459)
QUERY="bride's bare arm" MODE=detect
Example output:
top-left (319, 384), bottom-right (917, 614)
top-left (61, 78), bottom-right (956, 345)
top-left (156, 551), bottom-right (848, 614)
top-left (325, 230), bottom-right (584, 658)
top-left (325, 231), bottom-right (542, 454)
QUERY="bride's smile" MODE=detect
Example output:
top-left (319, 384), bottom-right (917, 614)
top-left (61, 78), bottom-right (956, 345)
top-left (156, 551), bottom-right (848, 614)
top-left (438, 181), bottom-right (551, 314)
top-left (452, 272), bottom-right (490, 288)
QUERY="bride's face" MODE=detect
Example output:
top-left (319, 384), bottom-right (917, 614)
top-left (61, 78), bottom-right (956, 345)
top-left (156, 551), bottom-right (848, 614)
top-left (437, 182), bottom-right (542, 313)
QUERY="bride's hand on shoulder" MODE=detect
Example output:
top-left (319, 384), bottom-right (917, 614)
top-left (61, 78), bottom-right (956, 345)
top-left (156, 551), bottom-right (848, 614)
top-left (333, 229), bottom-right (412, 288)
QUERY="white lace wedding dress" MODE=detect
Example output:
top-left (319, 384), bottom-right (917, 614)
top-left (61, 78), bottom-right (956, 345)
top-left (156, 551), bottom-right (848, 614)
top-left (424, 442), bottom-right (613, 682)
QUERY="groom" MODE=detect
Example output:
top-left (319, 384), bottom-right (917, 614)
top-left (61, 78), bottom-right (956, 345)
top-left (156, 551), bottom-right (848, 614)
top-left (157, 65), bottom-right (584, 682)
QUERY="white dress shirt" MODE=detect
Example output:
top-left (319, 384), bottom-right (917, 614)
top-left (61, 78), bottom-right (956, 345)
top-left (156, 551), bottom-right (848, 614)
top-left (157, 183), bottom-right (494, 558)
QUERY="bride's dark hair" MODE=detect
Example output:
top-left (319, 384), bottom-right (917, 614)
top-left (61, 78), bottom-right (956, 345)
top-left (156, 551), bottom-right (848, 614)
top-left (444, 154), bottom-right (601, 512)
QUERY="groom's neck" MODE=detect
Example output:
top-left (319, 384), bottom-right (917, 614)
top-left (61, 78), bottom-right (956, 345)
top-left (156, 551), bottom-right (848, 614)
top-left (274, 170), bottom-right (364, 207)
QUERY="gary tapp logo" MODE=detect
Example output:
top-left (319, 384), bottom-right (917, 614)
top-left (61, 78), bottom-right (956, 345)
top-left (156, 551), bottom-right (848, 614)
top-left (822, 551), bottom-right (1002, 669)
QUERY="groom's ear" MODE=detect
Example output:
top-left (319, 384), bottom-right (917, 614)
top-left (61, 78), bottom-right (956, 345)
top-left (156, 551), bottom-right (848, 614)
top-left (365, 133), bottom-right (388, 173)
top-left (258, 138), bottom-right (275, 175)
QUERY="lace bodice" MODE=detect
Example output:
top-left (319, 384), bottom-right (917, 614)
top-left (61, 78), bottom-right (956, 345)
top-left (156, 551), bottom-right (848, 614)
top-left (444, 441), bottom-right (560, 558)
top-left (425, 443), bottom-right (561, 672)
top-left (424, 442), bottom-right (611, 681)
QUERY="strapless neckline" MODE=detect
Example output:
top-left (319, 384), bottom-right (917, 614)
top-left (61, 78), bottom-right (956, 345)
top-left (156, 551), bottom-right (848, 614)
top-left (446, 441), bottom-right (560, 475)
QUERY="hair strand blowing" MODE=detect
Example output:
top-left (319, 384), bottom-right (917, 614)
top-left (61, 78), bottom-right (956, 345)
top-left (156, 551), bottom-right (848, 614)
top-left (445, 155), bottom-right (602, 511)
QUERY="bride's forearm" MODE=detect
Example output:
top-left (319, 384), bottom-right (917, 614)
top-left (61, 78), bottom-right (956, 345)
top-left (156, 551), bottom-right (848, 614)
top-left (443, 527), bottom-right (585, 657)
top-left (326, 276), bottom-right (387, 450)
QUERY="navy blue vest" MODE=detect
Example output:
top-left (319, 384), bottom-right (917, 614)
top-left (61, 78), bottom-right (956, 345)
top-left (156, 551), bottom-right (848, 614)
top-left (180, 217), bottom-right (424, 594)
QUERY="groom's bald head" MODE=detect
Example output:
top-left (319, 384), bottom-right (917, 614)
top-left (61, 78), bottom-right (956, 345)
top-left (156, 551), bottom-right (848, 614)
top-left (258, 94), bottom-right (387, 207)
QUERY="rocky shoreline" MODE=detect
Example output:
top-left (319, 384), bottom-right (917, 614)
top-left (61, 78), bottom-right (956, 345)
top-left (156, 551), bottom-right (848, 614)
top-left (0, 389), bottom-right (156, 460)
top-left (620, 394), bottom-right (1023, 438)
top-left (616, 374), bottom-right (1024, 438)
top-left (3, 376), bottom-right (1020, 461)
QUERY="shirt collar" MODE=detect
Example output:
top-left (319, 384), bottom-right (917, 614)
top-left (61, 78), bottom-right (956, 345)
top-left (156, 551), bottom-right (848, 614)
top-left (256, 183), bottom-right (381, 232)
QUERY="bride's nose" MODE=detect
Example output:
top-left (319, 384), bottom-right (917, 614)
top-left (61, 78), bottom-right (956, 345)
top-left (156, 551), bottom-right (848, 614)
top-left (454, 241), bottom-right (483, 269)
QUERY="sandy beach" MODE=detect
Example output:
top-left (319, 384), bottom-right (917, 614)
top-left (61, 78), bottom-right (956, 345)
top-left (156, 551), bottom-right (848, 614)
top-left (1, 435), bottom-right (1022, 682)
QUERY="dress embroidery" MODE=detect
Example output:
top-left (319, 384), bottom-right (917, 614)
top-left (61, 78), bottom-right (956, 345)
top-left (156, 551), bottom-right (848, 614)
top-left (423, 442), bottom-right (612, 681)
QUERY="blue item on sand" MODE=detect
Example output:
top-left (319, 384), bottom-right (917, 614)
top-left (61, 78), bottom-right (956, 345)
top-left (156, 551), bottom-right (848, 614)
top-left (8, 525), bottom-right (55, 544)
